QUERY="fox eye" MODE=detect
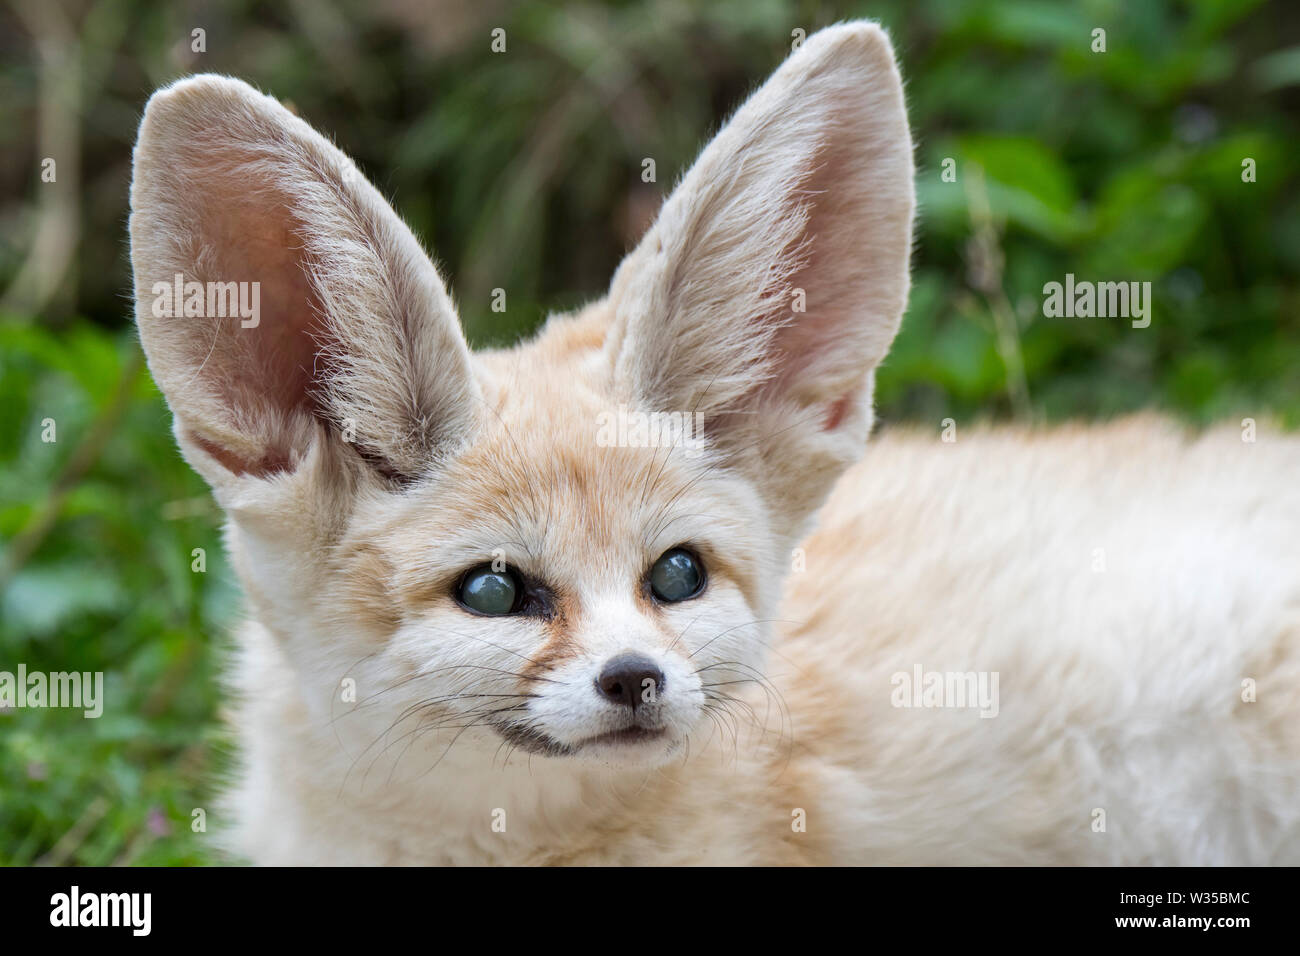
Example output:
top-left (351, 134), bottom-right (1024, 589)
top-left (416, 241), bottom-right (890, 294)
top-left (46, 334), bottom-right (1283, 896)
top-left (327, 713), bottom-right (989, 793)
top-left (458, 565), bottom-right (520, 615)
top-left (649, 548), bottom-right (705, 603)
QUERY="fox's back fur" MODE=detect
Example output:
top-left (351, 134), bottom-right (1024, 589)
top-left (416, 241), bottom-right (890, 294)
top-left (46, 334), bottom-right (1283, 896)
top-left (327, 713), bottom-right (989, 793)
top-left (781, 415), bottom-right (1300, 865)
top-left (127, 23), bottom-right (1300, 865)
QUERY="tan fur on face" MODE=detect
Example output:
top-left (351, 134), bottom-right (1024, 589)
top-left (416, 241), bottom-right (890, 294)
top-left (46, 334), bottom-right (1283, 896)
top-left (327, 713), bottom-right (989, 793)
top-left (350, 306), bottom-right (777, 736)
top-left (130, 23), bottom-right (1300, 865)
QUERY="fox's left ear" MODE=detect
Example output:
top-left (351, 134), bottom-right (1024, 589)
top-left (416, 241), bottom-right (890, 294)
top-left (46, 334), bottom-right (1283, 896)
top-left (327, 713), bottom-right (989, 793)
top-left (129, 74), bottom-right (481, 497)
top-left (604, 22), bottom-right (914, 527)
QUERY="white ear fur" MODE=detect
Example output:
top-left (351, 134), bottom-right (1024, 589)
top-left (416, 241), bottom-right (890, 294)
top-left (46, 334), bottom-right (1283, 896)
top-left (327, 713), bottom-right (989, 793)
top-left (603, 22), bottom-right (914, 526)
top-left (129, 74), bottom-right (480, 487)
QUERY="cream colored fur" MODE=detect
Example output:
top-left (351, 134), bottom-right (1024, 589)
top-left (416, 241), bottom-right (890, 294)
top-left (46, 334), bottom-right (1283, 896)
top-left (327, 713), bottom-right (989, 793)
top-left (128, 23), bottom-right (1300, 865)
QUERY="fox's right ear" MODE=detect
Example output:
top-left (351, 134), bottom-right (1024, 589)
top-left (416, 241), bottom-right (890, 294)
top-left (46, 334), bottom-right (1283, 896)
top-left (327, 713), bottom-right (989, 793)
top-left (129, 74), bottom-right (480, 491)
top-left (601, 23), bottom-right (914, 532)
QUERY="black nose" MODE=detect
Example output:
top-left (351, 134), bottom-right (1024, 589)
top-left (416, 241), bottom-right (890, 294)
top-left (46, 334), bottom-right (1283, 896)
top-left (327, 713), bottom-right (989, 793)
top-left (596, 654), bottom-right (665, 708)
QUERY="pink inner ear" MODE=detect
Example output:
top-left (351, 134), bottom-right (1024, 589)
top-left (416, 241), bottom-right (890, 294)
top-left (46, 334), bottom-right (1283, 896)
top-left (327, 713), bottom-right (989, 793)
top-left (204, 191), bottom-right (323, 415)
top-left (181, 178), bottom-right (336, 476)
top-left (823, 391), bottom-right (853, 431)
top-left (189, 431), bottom-right (292, 477)
top-left (754, 140), bottom-right (881, 412)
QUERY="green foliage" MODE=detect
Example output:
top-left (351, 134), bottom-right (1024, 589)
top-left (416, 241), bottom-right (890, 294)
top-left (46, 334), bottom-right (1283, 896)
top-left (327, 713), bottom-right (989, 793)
top-left (1, 320), bottom-right (235, 864)
top-left (2, 317), bottom-right (235, 863)
top-left (894, 0), bottom-right (1300, 425)
top-left (1, 0), bottom-right (1297, 864)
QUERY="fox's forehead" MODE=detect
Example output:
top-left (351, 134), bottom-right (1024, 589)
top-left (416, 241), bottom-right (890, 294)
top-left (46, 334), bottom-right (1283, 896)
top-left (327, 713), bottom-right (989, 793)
top-left (354, 369), bottom-right (765, 601)
top-left (392, 415), bottom-right (720, 565)
top-left (419, 307), bottom-right (705, 550)
top-left (475, 303), bottom-right (619, 407)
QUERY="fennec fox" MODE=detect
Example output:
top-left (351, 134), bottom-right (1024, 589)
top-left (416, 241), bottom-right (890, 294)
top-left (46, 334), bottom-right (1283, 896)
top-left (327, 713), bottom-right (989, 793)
top-left (129, 23), bottom-right (1300, 865)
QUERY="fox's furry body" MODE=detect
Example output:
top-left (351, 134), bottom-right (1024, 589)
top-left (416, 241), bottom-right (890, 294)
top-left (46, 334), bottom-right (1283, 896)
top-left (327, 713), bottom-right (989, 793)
top-left (129, 23), bottom-right (1300, 865)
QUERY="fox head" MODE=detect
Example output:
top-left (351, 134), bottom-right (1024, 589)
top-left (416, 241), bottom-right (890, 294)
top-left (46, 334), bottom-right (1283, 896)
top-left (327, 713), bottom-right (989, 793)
top-left (129, 23), bottom-right (913, 777)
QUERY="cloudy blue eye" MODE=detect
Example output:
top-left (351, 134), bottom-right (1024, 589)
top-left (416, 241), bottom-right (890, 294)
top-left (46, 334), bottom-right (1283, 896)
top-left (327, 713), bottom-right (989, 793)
top-left (458, 566), bottom-right (520, 615)
top-left (649, 548), bottom-right (705, 603)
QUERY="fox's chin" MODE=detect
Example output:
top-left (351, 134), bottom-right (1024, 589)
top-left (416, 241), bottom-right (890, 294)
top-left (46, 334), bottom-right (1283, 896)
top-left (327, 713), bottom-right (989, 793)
top-left (570, 727), bottom-right (686, 768)
top-left (493, 720), bottom-right (686, 768)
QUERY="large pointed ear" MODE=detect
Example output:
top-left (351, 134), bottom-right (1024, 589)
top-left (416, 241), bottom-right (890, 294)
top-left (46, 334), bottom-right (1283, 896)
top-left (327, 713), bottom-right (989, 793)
top-left (603, 23), bottom-right (914, 523)
top-left (129, 74), bottom-right (481, 490)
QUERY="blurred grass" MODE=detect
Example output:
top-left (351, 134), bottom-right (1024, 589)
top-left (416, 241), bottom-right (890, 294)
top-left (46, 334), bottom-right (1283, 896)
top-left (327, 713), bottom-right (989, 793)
top-left (2, 0), bottom-right (1298, 863)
